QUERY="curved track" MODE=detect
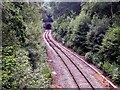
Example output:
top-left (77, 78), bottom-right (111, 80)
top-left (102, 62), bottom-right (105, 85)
top-left (44, 30), bottom-right (117, 89)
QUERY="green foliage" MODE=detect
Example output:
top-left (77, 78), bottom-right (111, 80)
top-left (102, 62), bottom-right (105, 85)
top-left (102, 61), bottom-right (120, 83)
top-left (100, 26), bottom-right (120, 64)
top-left (92, 26), bottom-right (120, 84)
top-left (53, 16), bottom-right (71, 43)
top-left (71, 14), bottom-right (90, 54)
top-left (49, 2), bottom-right (81, 19)
top-left (53, 11), bottom-right (91, 55)
top-left (2, 2), bottom-right (51, 89)
top-left (112, 14), bottom-right (120, 26)
top-left (87, 2), bottom-right (120, 18)
top-left (85, 51), bottom-right (93, 63)
top-left (52, 2), bottom-right (120, 85)
top-left (2, 47), bottom-right (29, 89)
top-left (86, 15), bottom-right (110, 52)
top-left (2, 2), bottom-right (26, 46)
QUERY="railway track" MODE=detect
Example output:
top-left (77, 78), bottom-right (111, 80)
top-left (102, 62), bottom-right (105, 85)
top-left (45, 31), bottom-right (81, 89)
top-left (44, 30), bottom-right (117, 89)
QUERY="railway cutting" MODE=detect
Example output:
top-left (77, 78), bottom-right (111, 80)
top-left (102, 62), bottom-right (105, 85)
top-left (43, 30), bottom-right (117, 89)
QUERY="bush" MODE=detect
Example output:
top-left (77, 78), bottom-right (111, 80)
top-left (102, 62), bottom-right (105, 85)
top-left (102, 61), bottom-right (120, 84)
top-left (2, 2), bottom-right (51, 89)
top-left (85, 52), bottom-right (93, 63)
top-left (100, 26), bottom-right (120, 64)
top-left (86, 15), bottom-right (110, 52)
top-left (94, 26), bottom-right (120, 84)
top-left (52, 2), bottom-right (120, 85)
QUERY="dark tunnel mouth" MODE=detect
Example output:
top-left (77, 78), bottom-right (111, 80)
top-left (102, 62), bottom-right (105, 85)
top-left (46, 24), bottom-right (51, 29)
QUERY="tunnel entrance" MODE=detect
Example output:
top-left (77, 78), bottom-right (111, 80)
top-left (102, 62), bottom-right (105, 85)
top-left (46, 24), bottom-right (51, 29)
top-left (43, 14), bottom-right (53, 30)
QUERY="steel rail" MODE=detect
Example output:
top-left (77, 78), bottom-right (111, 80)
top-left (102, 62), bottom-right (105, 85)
top-left (50, 30), bottom-right (118, 89)
top-left (46, 31), bottom-right (95, 89)
top-left (44, 31), bottom-right (81, 89)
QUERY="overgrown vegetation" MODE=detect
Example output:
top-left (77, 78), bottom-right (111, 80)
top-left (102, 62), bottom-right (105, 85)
top-left (2, 2), bottom-right (51, 89)
top-left (50, 2), bottom-right (120, 85)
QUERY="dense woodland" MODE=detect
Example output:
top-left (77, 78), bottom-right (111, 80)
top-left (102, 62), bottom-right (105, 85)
top-left (1, 1), bottom-right (120, 89)
top-left (1, 2), bottom-right (51, 89)
top-left (50, 2), bottom-right (120, 85)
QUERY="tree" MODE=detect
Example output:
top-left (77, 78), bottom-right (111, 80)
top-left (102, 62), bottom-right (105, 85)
top-left (86, 15), bottom-right (110, 52)
top-left (100, 26), bottom-right (120, 64)
top-left (2, 2), bottom-right (51, 89)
